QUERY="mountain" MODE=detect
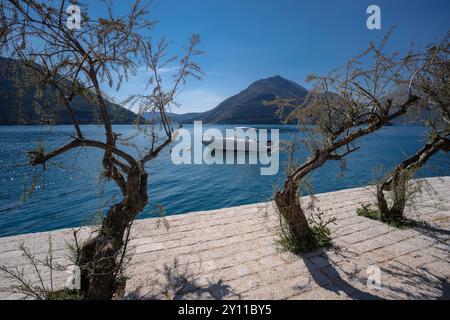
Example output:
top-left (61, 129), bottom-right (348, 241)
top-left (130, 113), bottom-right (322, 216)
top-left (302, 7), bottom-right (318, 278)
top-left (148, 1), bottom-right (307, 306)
top-left (0, 57), bottom-right (138, 125)
top-left (195, 75), bottom-right (308, 124)
top-left (164, 75), bottom-right (309, 124)
top-left (167, 75), bottom-right (425, 125)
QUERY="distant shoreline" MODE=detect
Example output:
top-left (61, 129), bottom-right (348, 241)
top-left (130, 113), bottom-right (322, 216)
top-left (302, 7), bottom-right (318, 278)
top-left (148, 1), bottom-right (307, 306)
top-left (0, 123), bottom-right (427, 127)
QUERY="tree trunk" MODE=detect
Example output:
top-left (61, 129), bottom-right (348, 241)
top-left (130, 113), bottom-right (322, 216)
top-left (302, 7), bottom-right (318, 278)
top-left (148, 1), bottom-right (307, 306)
top-left (377, 169), bottom-right (408, 221)
top-left (78, 167), bottom-right (148, 300)
top-left (376, 183), bottom-right (406, 221)
top-left (376, 136), bottom-right (450, 222)
top-left (390, 185), bottom-right (407, 220)
top-left (274, 179), bottom-right (313, 244)
top-left (376, 185), bottom-right (390, 217)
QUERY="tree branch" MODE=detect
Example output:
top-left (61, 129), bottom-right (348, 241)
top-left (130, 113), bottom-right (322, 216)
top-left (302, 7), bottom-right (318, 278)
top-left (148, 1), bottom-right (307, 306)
top-left (380, 135), bottom-right (450, 191)
top-left (27, 138), bottom-right (137, 167)
top-left (327, 146), bottom-right (360, 160)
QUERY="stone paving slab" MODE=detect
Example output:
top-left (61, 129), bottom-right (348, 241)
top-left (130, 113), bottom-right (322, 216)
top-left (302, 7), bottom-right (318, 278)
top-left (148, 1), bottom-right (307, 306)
top-left (0, 176), bottom-right (449, 300)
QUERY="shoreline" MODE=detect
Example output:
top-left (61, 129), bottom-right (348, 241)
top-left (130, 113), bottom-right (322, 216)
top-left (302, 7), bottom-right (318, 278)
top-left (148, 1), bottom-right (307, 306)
top-left (2, 173), bottom-right (449, 238)
top-left (0, 176), bottom-right (449, 299)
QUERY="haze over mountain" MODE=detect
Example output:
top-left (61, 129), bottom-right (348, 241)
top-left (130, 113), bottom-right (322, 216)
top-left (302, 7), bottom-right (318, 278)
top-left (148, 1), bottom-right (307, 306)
top-left (0, 57), bottom-right (138, 125)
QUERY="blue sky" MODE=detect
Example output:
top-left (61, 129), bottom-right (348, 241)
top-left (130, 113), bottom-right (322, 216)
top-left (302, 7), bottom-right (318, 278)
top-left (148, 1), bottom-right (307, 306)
top-left (96, 0), bottom-right (450, 113)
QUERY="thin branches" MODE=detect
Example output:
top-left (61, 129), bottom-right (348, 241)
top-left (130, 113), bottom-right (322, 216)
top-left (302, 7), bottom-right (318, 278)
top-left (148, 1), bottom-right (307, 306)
top-left (271, 31), bottom-right (447, 252)
top-left (1, 0), bottom-right (202, 299)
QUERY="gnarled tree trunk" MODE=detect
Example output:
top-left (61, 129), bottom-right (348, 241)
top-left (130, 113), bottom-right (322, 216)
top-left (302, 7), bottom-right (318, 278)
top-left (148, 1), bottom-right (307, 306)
top-left (78, 166), bottom-right (148, 300)
top-left (377, 136), bottom-right (450, 222)
top-left (376, 174), bottom-right (407, 221)
top-left (274, 178), bottom-right (313, 244)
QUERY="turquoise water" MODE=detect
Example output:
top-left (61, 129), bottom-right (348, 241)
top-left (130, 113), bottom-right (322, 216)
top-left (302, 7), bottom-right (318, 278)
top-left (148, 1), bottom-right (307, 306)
top-left (0, 124), bottom-right (449, 236)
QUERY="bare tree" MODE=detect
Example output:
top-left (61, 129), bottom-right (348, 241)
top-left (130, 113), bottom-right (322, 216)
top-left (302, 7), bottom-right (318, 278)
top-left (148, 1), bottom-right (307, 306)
top-left (376, 34), bottom-right (450, 221)
top-left (272, 32), bottom-right (433, 249)
top-left (0, 0), bottom-right (202, 299)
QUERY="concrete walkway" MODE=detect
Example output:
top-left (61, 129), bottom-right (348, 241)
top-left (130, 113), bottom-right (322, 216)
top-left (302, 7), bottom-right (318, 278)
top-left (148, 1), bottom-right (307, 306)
top-left (0, 177), bottom-right (449, 300)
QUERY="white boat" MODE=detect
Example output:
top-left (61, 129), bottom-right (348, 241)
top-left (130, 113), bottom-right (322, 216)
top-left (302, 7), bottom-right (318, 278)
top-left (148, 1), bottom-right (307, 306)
top-left (202, 127), bottom-right (271, 151)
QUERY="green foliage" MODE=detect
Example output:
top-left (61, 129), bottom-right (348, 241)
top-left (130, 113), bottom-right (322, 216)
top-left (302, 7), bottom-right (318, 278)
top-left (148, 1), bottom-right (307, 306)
top-left (46, 289), bottom-right (83, 300)
top-left (387, 168), bottom-right (419, 211)
top-left (366, 166), bottom-right (438, 228)
top-left (356, 203), bottom-right (382, 220)
top-left (276, 206), bottom-right (336, 255)
top-left (357, 203), bottom-right (421, 229)
top-left (276, 225), bottom-right (333, 255)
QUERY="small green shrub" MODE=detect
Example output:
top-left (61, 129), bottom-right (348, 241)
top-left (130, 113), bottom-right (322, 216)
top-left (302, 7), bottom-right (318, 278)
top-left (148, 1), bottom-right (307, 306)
top-left (356, 203), bottom-right (382, 220)
top-left (357, 203), bottom-right (422, 229)
top-left (276, 206), bottom-right (335, 254)
top-left (46, 289), bottom-right (83, 300)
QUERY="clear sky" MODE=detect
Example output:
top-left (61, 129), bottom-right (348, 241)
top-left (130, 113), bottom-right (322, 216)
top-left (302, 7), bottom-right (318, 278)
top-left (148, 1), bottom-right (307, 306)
top-left (95, 0), bottom-right (450, 113)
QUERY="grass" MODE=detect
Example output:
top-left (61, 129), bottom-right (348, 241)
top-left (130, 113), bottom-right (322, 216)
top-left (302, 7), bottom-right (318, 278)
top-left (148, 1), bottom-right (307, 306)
top-left (276, 205), bottom-right (336, 255)
top-left (276, 224), bottom-right (333, 255)
top-left (356, 204), bottom-right (423, 229)
top-left (46, 289), bottom-right (83, 300)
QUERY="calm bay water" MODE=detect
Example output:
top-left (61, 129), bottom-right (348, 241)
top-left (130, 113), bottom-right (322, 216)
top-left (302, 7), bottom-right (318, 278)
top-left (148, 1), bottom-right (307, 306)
top-left (0, 124), bottom-right (449, 236)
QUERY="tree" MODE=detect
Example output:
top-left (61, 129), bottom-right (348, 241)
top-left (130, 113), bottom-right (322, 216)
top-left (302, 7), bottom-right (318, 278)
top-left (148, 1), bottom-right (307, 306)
top-left (0, 0), bottom-right (202, 299)
top-left (376, 34), bottom-right (450, 221)
top-left (272, 32), bottom-right (431, 249)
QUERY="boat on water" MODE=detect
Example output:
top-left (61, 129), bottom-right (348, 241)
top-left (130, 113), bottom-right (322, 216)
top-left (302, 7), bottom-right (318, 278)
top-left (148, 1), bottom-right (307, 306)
top-left (202, 127), bottom-right (272, 151)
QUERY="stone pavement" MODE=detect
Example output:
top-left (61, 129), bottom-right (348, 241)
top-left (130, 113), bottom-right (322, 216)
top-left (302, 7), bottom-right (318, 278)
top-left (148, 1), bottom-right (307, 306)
top-left (0, 177), bottom-right (449, 300)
